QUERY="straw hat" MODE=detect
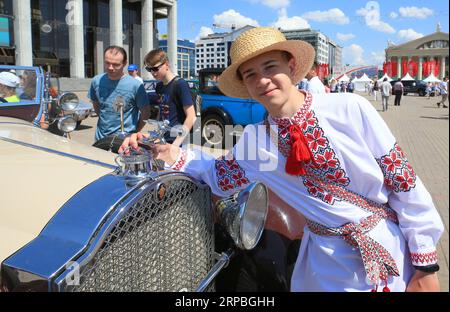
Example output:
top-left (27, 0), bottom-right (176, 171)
top-left (218, 27), bottom-right (315, 99)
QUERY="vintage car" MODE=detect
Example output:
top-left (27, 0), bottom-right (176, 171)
top-left (0, 67), bottom-right (305, 291)
top-left (0, 65), bottom-right (92, 134)
top-left (390, 79), bottom-right (427, 96)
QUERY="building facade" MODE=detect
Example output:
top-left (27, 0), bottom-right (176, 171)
top-left (282, 28), bottom-right (342, 75)
top-left (385, 25), bottom-right (449, 80)
top-left (0, 0), bottom-right (178, 79)
top-left (194, 25), bottom-right (253, 76)
top-left (159, 39), bottom-right (195, 79)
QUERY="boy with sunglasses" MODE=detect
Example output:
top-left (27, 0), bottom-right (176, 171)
top-left (121, 27), bottom-right (443, 292)
top-left (144, 49), bottom-right (196, 146)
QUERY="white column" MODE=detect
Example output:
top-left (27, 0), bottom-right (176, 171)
top-left (13, 0), bottom-right (33, 66)
top-left (68, 0), bottom-right (85, 78)
top-left (440, 56), bottom-right (446, 79)
top-left (397, 56), bottom-right (402, 79)
top-left (110, 0), bottom-right (123, 47)
top-left (141, 0), bottom-right (154, 79)
top-left (418, 57), bottom-right (423, 80)
top-left (167, 0), bottom-right (178, 75)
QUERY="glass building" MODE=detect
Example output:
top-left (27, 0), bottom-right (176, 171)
top-left (0, 0), bottom-right (178, 79)
top-left (159, 39), bottom-right (195, 79)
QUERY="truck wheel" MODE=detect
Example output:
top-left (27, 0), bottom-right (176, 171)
top-left (201, 114), bottom-right (228, 148)
top-left (419, 90), bottom-right (425, 96)
top-left (92, 134), bottom-right (125, 154)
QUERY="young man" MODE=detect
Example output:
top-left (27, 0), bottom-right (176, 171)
top-left (128, 64), bottom-right (144, 84)
top-left (120, 27), bottom-right (443, 292)
top-left (88, 46), bottom-right (149, 141)
top-left (143, 49), bottom-right (196, 146)
top-left (305, 62), bottom-right (326, 94)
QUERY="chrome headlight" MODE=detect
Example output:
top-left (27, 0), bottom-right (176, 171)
top-left (57, 116), bottom-right (77, 133)
top-left (216, 182), bottom-right (268, 250)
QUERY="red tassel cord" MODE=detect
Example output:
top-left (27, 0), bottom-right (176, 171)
top-left (382, 279), bottom-right (390, 292)
top-left (285, 124), bottom-right (313, 176)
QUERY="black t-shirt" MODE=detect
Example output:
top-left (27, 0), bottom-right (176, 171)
top-left (155, 77), bottom-right (194, 142)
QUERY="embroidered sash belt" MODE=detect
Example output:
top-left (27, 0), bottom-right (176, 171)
top-left (306, 212), bottom-right (400, 288)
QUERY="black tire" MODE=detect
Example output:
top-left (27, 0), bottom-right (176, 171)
top-left (201, 113), bottom-right (229, 149)
top-left (93, 134), bottom-right (126, 153)
top-left (419, 90), bottom-right (425, 96)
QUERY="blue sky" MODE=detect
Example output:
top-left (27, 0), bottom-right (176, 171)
top-left (158, 0), bottom-right (449, 66)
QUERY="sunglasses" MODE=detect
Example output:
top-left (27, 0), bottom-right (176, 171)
top-left (145, 62), bottom-right (165, 73)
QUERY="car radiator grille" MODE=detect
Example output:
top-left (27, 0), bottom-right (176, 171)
top-left (70, 178), bottom-right (214, 292)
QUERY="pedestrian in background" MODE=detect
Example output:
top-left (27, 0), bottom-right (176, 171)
top-left (436, 77), bottom-right (448, 108)
top-left (88, 46), bottom-right (150, 142)
top-left (393, 78), bottom-right (404, 106)
top-left (373, 79), bottom-right (380, 101)
top-left (305, 62), bottom-right (326, 94)
top-left (128, 64), bottom-right (144, 84)
top-left (381, 78), bottom-right (392, 112)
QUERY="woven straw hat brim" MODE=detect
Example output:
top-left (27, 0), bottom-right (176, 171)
top-left (218, 40), bottom-right (315, 99)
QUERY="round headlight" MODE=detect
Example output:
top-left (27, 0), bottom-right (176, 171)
top-left (240, 183), bottom-right (268, 249)
top-left (57, 116), bottom-right (77, 133)
top-left (216, 182), bottom-right (269, 250)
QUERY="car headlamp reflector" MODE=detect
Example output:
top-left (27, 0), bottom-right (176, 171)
top-left (57, 116), bottom-right (77, 133)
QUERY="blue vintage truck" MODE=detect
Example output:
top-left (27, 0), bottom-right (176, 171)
top-left (144, 68), bottom-right (267, 149)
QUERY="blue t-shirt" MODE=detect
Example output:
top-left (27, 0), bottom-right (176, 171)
top-left (88, 74), bottom-right (148, 141)
top-left (155, 77), bottom-right (193, 142)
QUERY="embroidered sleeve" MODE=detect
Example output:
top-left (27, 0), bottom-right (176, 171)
top-left (376, 143), bottom-right (416, 192)
top-left (356, 97), bottom-right (444, 267)
top-left (215, 157), bottom-right (250, 192)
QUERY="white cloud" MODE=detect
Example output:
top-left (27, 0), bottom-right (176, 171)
top-left (399, 7), bottom-right (434, 19)
top-left (195, 26), bottom-right (213, 41)
top-left (337, 33), bottom-right (355, 41)
top-left (213, 9), bottom-right (259, 29)
top-left (398, 29), bottom-right (424, 41)
top-left (302, 8), bottom-right (349, 25)
top-left (247, 0), bottom-right (290, 10)
top-left (343, 44), bottom-right (366, 66)
top-left (356, 1), bottom-right (395, 34)
top-left (370, 51), bottom-right (385, 65)
top-left (390, 12), bottom-right (398, 19)
top-left (271, 8), bottom-right (310, 31)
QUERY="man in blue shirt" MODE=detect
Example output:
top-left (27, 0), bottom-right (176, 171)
top-left (88, 46), bottom-right (149, 141)
top-left (143, 49), bottom-right (196, 146)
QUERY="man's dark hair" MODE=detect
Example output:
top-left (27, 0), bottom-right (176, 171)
top-left (383, 78), bottom-right (388, 81)
top-left (104, 46), bottom-right (128, 64)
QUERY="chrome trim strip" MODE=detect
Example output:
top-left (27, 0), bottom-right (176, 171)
top-left (195, 249), bottom-right (235, 292)
top-left (0, 136), bottom-right (116, 170)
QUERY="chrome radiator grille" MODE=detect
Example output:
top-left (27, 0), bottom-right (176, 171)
top-left (70, 178), bottom-right (214, 292)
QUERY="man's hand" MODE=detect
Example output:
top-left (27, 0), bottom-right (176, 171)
top-left (119, 132), bottom-right (181, 168)
top-left (119, 132), bottom-right (149, 154)
top-left (406, 270), bottom-right (440, 292)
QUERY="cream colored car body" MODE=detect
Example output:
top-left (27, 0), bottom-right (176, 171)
top-left (0, 116), bottom-right (116, 264)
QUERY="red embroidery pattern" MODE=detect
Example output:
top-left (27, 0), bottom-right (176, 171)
top-left (172, 150), bottom-right (187, 171)
top-left (267, 92), bottom-right (350, 205)
top-left (215, 157), bottom-right (250, 192)
top-left (307, 213), bottom-right (400, 285)
top-left (410, 251), bottom-right (438, 266)
top-left (377, 143), bottom-right (417, 192)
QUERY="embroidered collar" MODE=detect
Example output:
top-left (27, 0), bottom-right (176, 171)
top-left (268, 91), bottom-right (313, 128)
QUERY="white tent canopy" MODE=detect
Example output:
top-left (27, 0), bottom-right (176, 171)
top-left (423, 73), bottom-right (441, 83)
top-left (401, 73), bottom-right (415, 81)
top-left (338, 74), bottom-right (350, 82)
top-left (378, 73), bottom-right (392, 82)
top-left (353, 74), bottom-right (372, 92)
top-left (358, 73), bottom-right (372, 82)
